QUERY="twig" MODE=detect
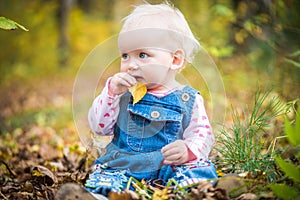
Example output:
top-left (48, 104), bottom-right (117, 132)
top-left (126, 176), bottom-right (133, 190)
top-left (0, 191), bottom-right (8, 200)
top-left (132, 181), bottom-right (152, 199)
top-left (0, 160), bottom-right (17, 177)
top-left (267, 136), bottom-right (287, 156)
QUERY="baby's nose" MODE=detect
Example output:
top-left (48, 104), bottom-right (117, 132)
top-left (128, 62), bottom-right (139, 71)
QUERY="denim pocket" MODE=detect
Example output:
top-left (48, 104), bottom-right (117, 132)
top-left (126, 104), bottom-right (183, 152)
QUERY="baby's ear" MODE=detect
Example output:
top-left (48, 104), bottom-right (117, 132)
top-left (171, 49), bottom-right (185, 71)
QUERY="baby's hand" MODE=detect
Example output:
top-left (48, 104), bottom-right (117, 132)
top-left (161, 140), bottom-right (189, 165)
top-left (109, 72), bottom-right (136, 96)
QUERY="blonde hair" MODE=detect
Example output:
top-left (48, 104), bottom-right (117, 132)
top-left (121, 2), bottom-right (200, 62)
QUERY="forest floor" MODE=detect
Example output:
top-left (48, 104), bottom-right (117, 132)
top-left (0, 75), bottom-right (280, 200)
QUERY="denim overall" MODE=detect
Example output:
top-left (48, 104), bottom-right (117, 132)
top-left (85, 86), bottom-right (218, 195)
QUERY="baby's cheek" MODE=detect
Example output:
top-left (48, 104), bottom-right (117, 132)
top-left (120, 64), bottom-right (128, 72)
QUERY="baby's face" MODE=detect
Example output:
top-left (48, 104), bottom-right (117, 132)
top-left (118, 19), bottom-right (186, 91)
top-left (120, 48), bottom-right (174, 90)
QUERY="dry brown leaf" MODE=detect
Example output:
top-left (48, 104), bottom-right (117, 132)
top-left (109, 191), bottom-right (134, 200)
top-left (197, 181), bottom-right (215, 192)
top-left (126, 190), bottom-right (141, 200)
top-left (40, 144), bottom-right (62, 160)
top-left (235, 193), bottom-right (257, 200)
top-left (32, 165), bottom-right (57, 186)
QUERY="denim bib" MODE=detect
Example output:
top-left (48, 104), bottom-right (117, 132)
top-left (94, 85), bottom-right (198, 179)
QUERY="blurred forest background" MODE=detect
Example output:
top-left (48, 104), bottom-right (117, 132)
top-left (0, 0), bottom-right (299, 147)
top-left (0, 0), bottom-right (299, 199)
top-left (0, 0), bottom-right (299, 134)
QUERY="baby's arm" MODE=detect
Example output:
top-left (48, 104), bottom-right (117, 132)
top-left (88, 79), bottom-right (121, 135)
top-left (161, 94), bottom-right (214, 165)
top-left (182, 94), bottom-right (214, 160)
top-left (89, 72), bottom-right (136, 135)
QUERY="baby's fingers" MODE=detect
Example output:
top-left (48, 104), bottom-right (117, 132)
top-left (123, 73), bottom-right (137, 86)
top-left (115, 73), bottom-right (136, 86)
top-left (164, 152), bottom-right (182, 161)
top-left (111, 73), bottom-right (136, 88)
top-left (163, 155), bottom-right (185, 165)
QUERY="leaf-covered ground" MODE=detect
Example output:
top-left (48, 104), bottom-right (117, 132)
top-left (0, 123), bottom-right (94, 199)
top-left (0, 122), bottom-right (270, 199)
top-left (0, 77), bottom-right (281, 200)
top-left (0, 126), bottom-right (274, 200)
top-left (0, 128), bottom-right (259, 200)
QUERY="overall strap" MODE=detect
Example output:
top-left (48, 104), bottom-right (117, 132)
top-left (175, 85), bottom-right (199, 131)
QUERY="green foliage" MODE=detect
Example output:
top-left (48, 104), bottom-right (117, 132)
top-left (3, 102), bottom-right (73, 133)
top-left (268, 184), bottom-right (299, 200)
top-left (269, 106), bottom-right (300, 199)
top-left (0, 16), bottom-right (28, 31)
top-left (285, 50), bottom-right (300, 69)
top-left (0, 1), bottom-right (59, 84)
top-left (0, 0), bottom-right (299, 102)
top-left (285, 106), bottom-right (300, 146)
top-left (275, 157), bottom-right (300, 183)
top-left (215, 88), bottom-right (287, 182)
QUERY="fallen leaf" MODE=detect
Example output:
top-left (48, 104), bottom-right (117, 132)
top-left (32, 165), bottom-right (57, 186)
top-left (1, 182), bottom-right (22, 193)
top-left (236, 193), bottom-right (257, 200)
top-left (40, 144), bottom-right (61, 160)
top-left (109, 191), bottom-right (133, 200)
top-left (128, 83), bottom-right (147, 105)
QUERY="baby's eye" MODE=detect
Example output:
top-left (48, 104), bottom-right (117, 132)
top-left (122, 53), bottom-right (129, 60)
top-left (139, 52), bottom-right (148, 59)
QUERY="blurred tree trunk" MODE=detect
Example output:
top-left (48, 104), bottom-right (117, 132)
top-left (77, 0), bottom-right (94, 12)
top-left (101, 0), bottom-right (115, 20)
top-left (77, 0), bottom-right (115, 20)
top-left (57, 0), bottom-right (74, 67)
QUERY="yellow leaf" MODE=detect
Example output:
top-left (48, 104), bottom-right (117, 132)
top-left (217, 169), bottom-right (224, 177)
top-left (32, 170), bottom-right (43, 177)
top-left (128, 83), bottom-right (147, 105)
